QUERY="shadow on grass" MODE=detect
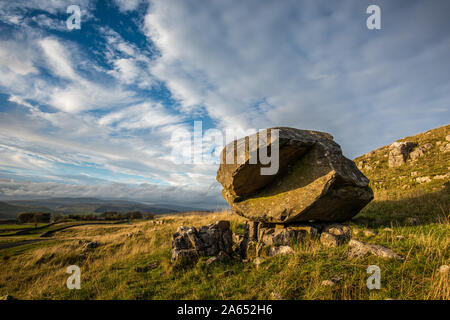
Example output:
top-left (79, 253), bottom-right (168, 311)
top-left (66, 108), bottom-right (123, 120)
top-left (351, 182), bottom-right (449, 228)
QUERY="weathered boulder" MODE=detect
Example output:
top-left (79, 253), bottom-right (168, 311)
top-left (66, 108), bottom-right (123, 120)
top-left (257, 223), bottom-right (318, 246)
top-left (347, 239), bottom-right (403, 259)
top-left (388, 141), bottom-right (417, 167)
top-left (217, 127), bottom-right (373, 223)
top-left (320, 224), bottom-right (351, 247)
top-left (409, 143), bottom-right (433, 161)
top-left (171, 221), bottom-right (233, 264)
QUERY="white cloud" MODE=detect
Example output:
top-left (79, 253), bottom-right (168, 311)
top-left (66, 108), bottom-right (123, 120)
top-left (40, 38), bottom-right (80, 81)
top-left (144, 0), bottom-right (450, 157)
top-left (113, 0), bottom-right (143, 12)
top-left (99, 102), bottom-right (182, 129)
top-left (0, 42), bottom-right (37, 76)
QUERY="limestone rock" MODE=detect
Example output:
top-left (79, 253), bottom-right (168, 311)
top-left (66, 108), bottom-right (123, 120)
top-left (434, 173), bottom-right (450, 180)
top-left (270, 291), bottom-right (283, 300)
top-left (347, 239), bottom-right (403, 259)
top-left (416, 176), bottom-right (431, 183)
top-left (257, 223), bottom-right (318, 247)
top-left (439, 143), bottom-right (450, 153)
top-left (171, 221), bottom-right (233, 264)
top-left (217, 127), bottom-right (373, 223)
top-left (410, 143), bottom-right (433, 161)
top-left (268, 245), bottom-right (294, 256)
top-left (320, 224), bottom-right (351, 247)
top-left (438, 265), bottom-right (449, 275)
top-left (321, 280), bottom-right (335, 286)
top-left (363, 230), bottom-right (377, 237)
top-left (388, 141), bottom-right (417, 167)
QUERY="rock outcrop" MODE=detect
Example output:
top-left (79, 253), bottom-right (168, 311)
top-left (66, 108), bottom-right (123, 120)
top-left (320, 224), bottom-right (352, 247)
top-left (171, 220), bottom-right (233, 264)
top-left (388, 141), bottom-right (417, 167)
top-left (409, 143), bottom-right (433, 161)
top-left (217, 127), bottom-right (374, 223)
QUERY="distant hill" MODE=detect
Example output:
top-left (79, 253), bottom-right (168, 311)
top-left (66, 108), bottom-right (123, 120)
top-left (3, 198), bottom-right (182, 217)
top-left (0, 201), bottom-right (53, 220)
top-left (0, 197), bottom-right (214, 219)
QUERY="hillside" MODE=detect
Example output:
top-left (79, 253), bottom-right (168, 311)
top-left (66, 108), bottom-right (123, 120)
top-left (355, 124), bottom-right (449, 194)
top-left (0, 125), bottom-right (448, 300)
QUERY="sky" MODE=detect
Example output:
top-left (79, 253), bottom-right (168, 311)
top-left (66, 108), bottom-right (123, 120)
top-left (0, 0), bottom-right (449, 208)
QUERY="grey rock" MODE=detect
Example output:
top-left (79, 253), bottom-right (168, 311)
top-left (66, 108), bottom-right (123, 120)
top-left (363, 230), bottom-right (377, 237)
top-left (217, 127), bottom-right (373, 223)
top-left (270, 291), bottom-right (283, 300)
top-left (347, 239), bottom-right (403, 259)
top-left (410, 143), bottom-right (433, 161)
top-left (321, 280), bottom-right (335, 286)
top-left (320, 232), bottom-right (340, 247)
top-left (416, 176), bottom-right (431, 183)
top-left (439, 143), bottom-right (450, 153)
top-left (171, 221), bottom-right (233, 264)
top-left (388, 141), bottom-right (417, 167)
top-left (320, 224), bottom-right (351, 247)
top-left (268, 245), bottom-right (294, 256)
top-left (205, 256), bottom-right (218, 266)
top-left (438, 265), bottom-right (449, 275)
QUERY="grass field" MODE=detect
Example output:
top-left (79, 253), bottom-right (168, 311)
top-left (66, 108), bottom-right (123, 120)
top-left (0, 198), bottom-right (448, 300)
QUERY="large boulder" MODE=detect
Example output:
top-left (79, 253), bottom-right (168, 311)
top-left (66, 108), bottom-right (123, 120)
top-left (216, 127), bottom-right (373, 223)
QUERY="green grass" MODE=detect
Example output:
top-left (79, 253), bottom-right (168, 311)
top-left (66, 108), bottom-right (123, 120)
top-left (0, 210), bottom-right (447, 300)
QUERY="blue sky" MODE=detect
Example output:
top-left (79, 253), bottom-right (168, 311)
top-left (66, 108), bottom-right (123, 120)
top-left (0, 0), bottom-right (449, 208)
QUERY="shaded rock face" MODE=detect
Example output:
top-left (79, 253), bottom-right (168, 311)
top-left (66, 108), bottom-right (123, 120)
top-left (320, 224), bottom-right (352, 247)
top-left (171, 221), bottom-right (233, 264)
top-left (216, 127), bottom-right (373, 223)
top-left (410, 143), bottom-right (433, 161)
top-left (388, 142), bottom-right (417, 167)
